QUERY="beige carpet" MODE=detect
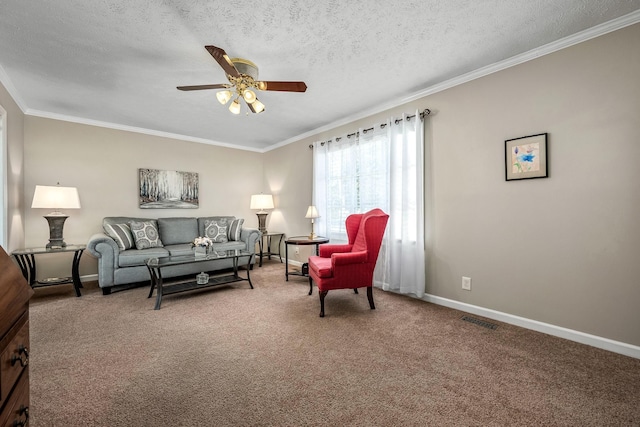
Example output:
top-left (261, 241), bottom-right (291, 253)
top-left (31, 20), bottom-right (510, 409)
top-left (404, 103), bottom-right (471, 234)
top-left (29, 260), bottom-right (640, 426)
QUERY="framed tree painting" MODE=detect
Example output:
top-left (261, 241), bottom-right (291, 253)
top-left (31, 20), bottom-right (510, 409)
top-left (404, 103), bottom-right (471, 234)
top-left (505, 133), bottom-right (548, 181)
top-left (139, 168), bottom-right (199, 208)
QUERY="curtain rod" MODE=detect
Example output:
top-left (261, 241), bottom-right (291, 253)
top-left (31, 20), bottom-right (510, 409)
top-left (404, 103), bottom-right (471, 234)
top-left (309, 108), bottom-right (431, 148)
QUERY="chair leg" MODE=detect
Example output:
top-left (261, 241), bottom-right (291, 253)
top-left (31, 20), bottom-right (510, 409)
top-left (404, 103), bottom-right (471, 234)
top-left (319, 290), bottom-right (328, 317)
top-left (353, 288), bottom-right (358, 294)
top-left (367, 287), bottom-right (375, 310)
top-left (308, 277), bottom-right (313, 295)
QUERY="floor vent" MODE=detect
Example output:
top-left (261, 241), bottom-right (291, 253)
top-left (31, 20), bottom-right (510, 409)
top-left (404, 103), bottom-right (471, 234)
top-left (461, 316), bottom-right (498, 330)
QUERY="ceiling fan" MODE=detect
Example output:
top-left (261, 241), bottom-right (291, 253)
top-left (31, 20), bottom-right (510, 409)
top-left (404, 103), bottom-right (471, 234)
top-left (177, 45), bottom-right (307, 115)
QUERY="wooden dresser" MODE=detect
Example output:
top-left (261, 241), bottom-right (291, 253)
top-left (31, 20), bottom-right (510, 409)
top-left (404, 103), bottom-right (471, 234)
top-left (0, 246), bottom-right (33, 427)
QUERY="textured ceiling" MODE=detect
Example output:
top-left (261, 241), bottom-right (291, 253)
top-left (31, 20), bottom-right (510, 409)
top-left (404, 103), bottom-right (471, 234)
top-left (1, 1), bottom-right (639, 151)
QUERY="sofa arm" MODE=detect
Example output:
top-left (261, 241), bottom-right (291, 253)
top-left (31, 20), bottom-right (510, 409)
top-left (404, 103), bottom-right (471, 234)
top-left (240, 227), bottom-right (260, 256)
top-left (87, 233), bottom-right (120, 287)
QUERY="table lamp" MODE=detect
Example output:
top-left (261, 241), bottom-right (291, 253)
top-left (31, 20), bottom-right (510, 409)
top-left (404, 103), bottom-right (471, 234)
top-left (31, 184), bottom-right (81, 248)
top-left (305, 205), bottom-right (319, 239)
top-left (250, 194), bottom-right (274, 234)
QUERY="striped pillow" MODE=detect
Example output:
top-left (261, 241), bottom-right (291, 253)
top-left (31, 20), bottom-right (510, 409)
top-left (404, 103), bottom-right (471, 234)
top-left (104, 223), bottom-right (135, 250)
top-left (228, 218), bottom-right (244, 241)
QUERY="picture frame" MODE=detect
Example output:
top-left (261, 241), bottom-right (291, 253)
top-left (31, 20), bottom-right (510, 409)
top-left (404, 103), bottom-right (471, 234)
top-left (505, 133), bottom-right (548, 181)
top-left (138, 168), bottom-right (199, 208)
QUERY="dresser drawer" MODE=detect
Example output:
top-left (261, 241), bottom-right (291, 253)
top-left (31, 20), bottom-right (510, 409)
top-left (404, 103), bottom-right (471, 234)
top-left (0, 370), bottom-right (29, 427)
top-left (0, 317), bottom-right (29, 406)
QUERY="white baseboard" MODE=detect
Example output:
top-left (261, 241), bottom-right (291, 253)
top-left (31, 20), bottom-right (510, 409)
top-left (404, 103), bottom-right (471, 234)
top-left (80, 274), bottom-right (98, 282)
top-left (422, 293), bottom-right (640, 359)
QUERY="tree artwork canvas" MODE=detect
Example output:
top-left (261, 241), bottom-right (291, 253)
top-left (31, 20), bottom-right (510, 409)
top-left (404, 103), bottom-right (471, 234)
top-left (139, 168), bottom-right (199, 208)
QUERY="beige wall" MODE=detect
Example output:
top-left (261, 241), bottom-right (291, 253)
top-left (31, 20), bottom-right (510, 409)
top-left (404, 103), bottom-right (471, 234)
top-left (266, 23), bottom-right (640, 346)
top-left (23, 117), bottom-right (264, 278)
top-left (0, 81), bottom-right (25, 251)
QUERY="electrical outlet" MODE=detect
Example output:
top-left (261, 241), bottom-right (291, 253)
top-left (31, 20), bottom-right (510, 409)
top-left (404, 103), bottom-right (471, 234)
top-left (462, 276), bottom-right (472, 291)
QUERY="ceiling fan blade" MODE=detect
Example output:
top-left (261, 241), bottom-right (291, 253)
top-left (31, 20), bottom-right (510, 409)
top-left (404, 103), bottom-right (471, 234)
top-left (205, 45), bottom-right (241, 78)
top-left (176, 84), bottom-right (230, 91)
top-left (257, 81), bottom-right (307, 92)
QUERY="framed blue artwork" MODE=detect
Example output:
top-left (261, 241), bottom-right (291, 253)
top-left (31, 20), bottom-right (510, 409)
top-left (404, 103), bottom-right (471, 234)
top-left (505, 133), bottom-right (548, 181)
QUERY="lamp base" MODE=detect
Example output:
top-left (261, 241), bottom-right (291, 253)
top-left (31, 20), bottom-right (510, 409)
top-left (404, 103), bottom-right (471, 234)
top-left (309, 221), bottom-right (316, 240)
top-left (44, 214), bottom-right (69, 248)
top-left (256, 213), bottom-right (268, 234)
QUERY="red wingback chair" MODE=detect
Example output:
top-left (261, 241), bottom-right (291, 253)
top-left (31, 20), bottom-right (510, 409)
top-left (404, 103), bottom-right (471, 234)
top-left (308, 208), bottom-right (389, 317)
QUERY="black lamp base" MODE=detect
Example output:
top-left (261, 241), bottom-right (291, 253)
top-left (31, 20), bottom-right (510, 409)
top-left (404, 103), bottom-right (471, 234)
top-left (44, 214), bottom-right (69, 248)
top-left (256, 213), bottom-right (268, 234)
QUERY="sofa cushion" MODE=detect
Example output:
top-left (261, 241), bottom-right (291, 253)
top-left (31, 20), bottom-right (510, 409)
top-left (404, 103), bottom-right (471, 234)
top-left (211, 241), bottom-right (246, 251)
top-left (164, 243), bottom-right (195, 257)
top-left (130, 220), bottom-right (164, 249)
top-left (158, 217), bottom-right (198, 246)
top-left (308, 256), bottom-right (333, 278)
top-left (104, 223), bottom-right (135, 250)
top-left (204, 219), bottom-right (229, 243)
top-left (228, 218), bottom-right (244, 241)
top-left (118, 247), bottom-right (169, 267)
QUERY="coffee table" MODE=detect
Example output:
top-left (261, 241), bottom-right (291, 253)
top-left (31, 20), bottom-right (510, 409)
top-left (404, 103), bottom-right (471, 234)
top-left (145, 250), bottom-right (253, 310)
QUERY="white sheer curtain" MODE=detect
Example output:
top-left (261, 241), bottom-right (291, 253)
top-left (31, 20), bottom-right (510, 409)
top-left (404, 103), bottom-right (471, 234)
top-left (378, 112), bottom-right (425, 297)
top-left (312, 109), bottom-right (426, 297)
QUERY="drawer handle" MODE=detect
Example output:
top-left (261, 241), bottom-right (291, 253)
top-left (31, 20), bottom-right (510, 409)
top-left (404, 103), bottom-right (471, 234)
top-left (10, 345), bottom-right (29, 367)
top-left (13, 405), bottom-right (29, 426)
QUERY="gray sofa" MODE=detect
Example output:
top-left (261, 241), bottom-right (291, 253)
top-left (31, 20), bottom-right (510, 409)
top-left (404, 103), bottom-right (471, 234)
top-left (87, 216), bottom-right (260, 295)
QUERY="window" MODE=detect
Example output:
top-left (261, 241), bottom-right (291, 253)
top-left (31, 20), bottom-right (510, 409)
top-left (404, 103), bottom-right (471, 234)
top-left (312, 110), bottom-right (427, 297)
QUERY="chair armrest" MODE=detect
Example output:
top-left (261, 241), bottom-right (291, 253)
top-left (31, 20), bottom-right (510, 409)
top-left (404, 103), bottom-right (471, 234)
top-left (319, 244), bottom-right (353, 258)
top-left (332, 250), bottom-right (368, 266)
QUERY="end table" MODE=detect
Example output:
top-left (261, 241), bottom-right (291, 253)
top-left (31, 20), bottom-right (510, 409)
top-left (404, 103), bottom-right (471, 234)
top-left (284, 236), bottom-right (329, 294)
top-left (258, 232), bottom-right (284, 267)
top-left (12, 245), bottom-right (85, 297)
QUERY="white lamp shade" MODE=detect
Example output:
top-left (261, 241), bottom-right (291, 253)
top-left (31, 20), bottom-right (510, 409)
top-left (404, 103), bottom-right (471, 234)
top-left (250, 194), bottom-right (274, 211)
top-left (243, 89), bottom-right (256, 104)
top-left (251, 98), bottom-right (265, 114)
top-left (305, 205), bottom-right (319, 219)
top-left (216, 90), bottom-right (232, 105)
top-left (229, 98), bottom-right (241, 114)
top-left (32, 185), bottom-right (81, 211)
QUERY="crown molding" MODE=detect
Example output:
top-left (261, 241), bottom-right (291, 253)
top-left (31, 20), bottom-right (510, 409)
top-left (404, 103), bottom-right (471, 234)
top-left (0, 64), bottom-right (28, 112)
top-left (25, 109), bottom-right (264, 153)
top-left (266, 9), bottom-right (640, 152)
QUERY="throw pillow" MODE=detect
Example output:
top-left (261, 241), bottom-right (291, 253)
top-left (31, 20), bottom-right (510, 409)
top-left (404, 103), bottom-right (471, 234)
top-left (130, 220), bottom-right (164, 249)
top-left (228, 218), bottom-right (244, 241)
top-left (204, 219), bottom-right (228, 243)
top-left (104, 223), bottom-right (135, 251)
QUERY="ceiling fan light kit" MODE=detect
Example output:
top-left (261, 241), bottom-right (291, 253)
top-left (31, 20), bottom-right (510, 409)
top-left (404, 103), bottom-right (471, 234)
top-left (178, 45), bottom-right (307, 116)
top-left (229, 98), bottom-right (242, 115)
top-left (216, 90), bottom-right (232, 105)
